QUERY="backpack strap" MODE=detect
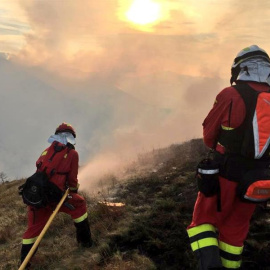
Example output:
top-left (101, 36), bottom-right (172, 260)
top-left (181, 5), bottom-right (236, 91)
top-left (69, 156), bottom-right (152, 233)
top-left (37, 142), bottom-right (69, 178)
top-left (54, 143), bottom-right (75, 176)
top-left (218, 83), bottom-right (259, 157)
top-left (48, 142), bottom-right (66, 161)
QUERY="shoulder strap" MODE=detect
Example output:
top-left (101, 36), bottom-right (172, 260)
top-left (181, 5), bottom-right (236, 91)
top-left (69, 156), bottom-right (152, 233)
top-left (233, 83), bottom-right (259, 111)
top-left (38, 142), bottom-right (69, 177)
top-left (233, 83), bottom-right (259, 158)
top-left (233, 83), bottom-right (270, 159)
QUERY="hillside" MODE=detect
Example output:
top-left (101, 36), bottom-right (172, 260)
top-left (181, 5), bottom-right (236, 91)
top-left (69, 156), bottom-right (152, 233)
top-left (0, 139), bottom-right (270, 269)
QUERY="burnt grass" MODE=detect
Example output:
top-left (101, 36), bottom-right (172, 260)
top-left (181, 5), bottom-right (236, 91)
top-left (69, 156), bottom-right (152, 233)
top-left (0, 138), bottom-right (270, 269)
top-left (105, 139), bottom-right (270, 270)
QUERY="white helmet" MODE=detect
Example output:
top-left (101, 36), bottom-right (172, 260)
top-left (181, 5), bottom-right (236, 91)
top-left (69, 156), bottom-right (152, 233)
top-left (230, 45), bottom-right (270, 85)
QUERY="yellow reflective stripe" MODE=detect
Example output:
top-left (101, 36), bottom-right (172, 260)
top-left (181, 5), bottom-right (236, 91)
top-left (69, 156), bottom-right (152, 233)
top-left (221, 125), bottom-right (234, 131)
top-left (191, 237), bottom-right (218, 251)
top-left (187, 224), bottom-right (216, 237)
top-left (73, 212), bottom-right (88, 223)
top-left (41, 150), bottom-right (47, 156)
top-left (64, 153), bottom-right (68, 158)
top-left (221, 257), bottom-right (241, 268)
top-left (22, 236), bottom-right (38, 244)
top-left (219, 241), bottom-right (243, 255)
top-left (70, 183), bottom-right (80, 191)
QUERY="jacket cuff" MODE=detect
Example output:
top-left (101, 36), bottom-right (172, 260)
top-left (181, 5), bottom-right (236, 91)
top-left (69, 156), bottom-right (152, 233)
top-left (69, 183), bottom-right (80, 192)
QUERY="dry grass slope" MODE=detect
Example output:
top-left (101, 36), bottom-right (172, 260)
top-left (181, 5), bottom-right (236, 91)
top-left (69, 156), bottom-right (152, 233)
top-left (0, 139), bottom-right (270, 269)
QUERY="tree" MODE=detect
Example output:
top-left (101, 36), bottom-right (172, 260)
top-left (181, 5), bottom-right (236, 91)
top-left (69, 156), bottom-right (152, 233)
top-left (0, 172), bottom-right (8, 184)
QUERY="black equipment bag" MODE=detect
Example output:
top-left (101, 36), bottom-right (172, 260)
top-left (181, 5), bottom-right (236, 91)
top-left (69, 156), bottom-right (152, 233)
top-left (196, 157), bottom-right (220, 197)
top-left (18, 142), bottom-right (68, 208)
top-left (196, 148), bottom-right (220, 197)
top-left (196, 150), bottom-right (221, 211)
top-left (19, 171), bottom-right (63, 208)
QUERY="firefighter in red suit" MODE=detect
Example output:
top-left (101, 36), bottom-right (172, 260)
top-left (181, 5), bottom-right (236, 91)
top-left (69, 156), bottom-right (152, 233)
top-left (187, 45), bottom-right (270, 269)
top-left (20, 123), bottom-right (92, 267)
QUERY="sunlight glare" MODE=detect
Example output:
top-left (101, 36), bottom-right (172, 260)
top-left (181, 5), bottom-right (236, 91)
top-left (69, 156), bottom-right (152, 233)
top-left (126, 0), bottom-right (161, 25)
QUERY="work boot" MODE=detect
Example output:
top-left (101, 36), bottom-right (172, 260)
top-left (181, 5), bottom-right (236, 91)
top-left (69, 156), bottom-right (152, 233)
top-left (74, 218), bottom-right (93, 247)
top-left (20, 244), bottom-right (33, 269)
top-left (195, 245), bottom-right (223, 270)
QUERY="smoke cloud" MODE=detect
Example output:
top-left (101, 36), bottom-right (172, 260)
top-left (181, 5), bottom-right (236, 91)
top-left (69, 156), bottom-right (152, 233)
top-left (1, 0), bottom-right (269, 189)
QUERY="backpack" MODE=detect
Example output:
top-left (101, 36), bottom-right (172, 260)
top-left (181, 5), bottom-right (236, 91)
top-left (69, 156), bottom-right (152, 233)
top-left (217, 83), bottom-right (270, 202)
top-left (19, 142), bottom-right (69, 208)
top-left (219, 83), bottom-right (270, 159)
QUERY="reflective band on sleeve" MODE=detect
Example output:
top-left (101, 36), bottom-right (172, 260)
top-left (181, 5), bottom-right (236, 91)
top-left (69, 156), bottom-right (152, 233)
top-left (22, 236), bottom-right (38, 245)
top-left (73, 212), bottom-right (88, 223)
top-left (219, 241), bottom-right (243, 255)
top-left (41, 150), bottom-right (47, 156)
top-left (197, 168), bottom-right (219, 174)
top-left (221, 125), bottom-right (234, 130)
top-left (221, 257), bottom-right (241, 269)
top-left (191, 237), bottom-right (219, 251)
top-left (187, 224), bottom-right (216, 237)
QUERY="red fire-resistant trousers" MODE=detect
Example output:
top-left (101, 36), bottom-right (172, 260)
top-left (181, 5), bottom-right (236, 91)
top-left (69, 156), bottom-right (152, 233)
top-left (22, 193), bottom-right (88, 243)
top-left (187, 176), bottom-right (256, 269)
top-left (20, 193), bottom-right (92, 267)
top-left (188, 176), bottom-right (256, 246)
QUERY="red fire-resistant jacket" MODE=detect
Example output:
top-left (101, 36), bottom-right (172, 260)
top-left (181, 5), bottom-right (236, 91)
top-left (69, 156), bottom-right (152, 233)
top-left (187, 81), bottom-right (270, 248)
top-left (36, 141), bottom-right (79, 192)
top-left (203, 81), bottom-right (270, 153)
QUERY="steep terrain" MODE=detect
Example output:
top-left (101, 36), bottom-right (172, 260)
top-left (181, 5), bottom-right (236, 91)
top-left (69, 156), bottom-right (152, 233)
top-left (0, 139), bottom-right (270, 269)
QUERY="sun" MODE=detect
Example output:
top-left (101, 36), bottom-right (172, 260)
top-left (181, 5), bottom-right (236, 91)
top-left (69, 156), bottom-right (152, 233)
top-left (126, 0), bottom-right (161, 25)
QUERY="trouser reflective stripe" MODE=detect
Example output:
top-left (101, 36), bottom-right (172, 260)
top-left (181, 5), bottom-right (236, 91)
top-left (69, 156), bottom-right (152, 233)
top-left (22, 236), bottom-right (38, 245)
top-left (73, 212), bottom-right (88, 223)
top-left (191, 237), bottom-right (218, 251)
top-left (187, 224), bottom-right (222, 270)
top-left (187, 224), bottom-right (216, 237)
top-left (187, 224), bottom-right (219, 251)
top-left (219, 240), bottom-right (243, 269)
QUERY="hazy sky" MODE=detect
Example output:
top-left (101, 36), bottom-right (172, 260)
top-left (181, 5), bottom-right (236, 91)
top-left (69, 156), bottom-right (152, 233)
top-left (1, 0), bottom-right (270, 187)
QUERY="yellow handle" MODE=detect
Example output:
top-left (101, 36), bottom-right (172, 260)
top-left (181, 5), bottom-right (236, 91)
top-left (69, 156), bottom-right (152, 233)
top-left (18, 188), bottom-right (70, 270)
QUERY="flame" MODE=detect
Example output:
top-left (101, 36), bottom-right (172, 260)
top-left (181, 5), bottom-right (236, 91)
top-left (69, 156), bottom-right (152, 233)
top-left (99, 201), bottom-right (125, 207)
